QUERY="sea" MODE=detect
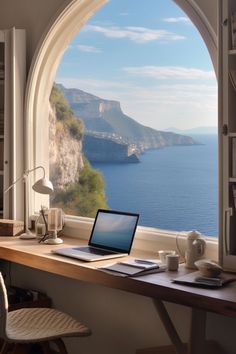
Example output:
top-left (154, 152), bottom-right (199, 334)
top-left (91, 134), bottom-right (218, 237)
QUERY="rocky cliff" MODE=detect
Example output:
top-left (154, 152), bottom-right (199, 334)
top-left (57, 84), bottom-right (198, 152)
top-left (83, 133), bottom-right (140, 163)
top-left (49, 104), bottom-right (84, 189)
top-left (49, 85), bottom-right (107, 216)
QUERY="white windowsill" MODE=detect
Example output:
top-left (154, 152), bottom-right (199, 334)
top-left (62, 215), bottom-right (218, 262)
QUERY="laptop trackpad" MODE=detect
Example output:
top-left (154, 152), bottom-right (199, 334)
top-left (74, 246), bottom-right (115, 256)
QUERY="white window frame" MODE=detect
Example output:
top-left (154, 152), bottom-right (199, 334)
top-left (23, 0), bottom-right (219, 257)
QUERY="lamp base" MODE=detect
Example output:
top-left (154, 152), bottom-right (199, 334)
top-left (19, 229), bottom-right (36, 240)
top-left (43, 237), bottom-right (63, 245)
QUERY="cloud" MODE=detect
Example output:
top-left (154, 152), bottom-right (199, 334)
top-left (115, 83), bottom-right (217, 129)
top-left (163, 17), bottom-right (191, 24)
top-left (77, 45), bottom-right (101, 53)
top-left (68, 44), bottom-right (101, 53)
top-left (123, 66), bottom-right (215, 80)
top-left (83, 25), bottom-right (185, 43)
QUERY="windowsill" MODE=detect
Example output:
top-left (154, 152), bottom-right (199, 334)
top-left (62, 215), bottom-right (219, 262)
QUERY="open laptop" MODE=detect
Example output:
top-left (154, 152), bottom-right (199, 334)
top-left (52, 209), bottom-right (139, 262)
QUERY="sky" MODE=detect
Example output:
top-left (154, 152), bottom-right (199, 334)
top-left (56, 0), bottom-right (217, 131)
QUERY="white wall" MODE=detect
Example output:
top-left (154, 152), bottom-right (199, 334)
top-left (0, 0), bottom-right (70, 68)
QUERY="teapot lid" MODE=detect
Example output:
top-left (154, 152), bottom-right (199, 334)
top-left (187, 230), bottom-right (201, 239)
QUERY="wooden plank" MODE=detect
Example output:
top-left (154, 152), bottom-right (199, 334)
top-left (0, 237), bottom-right (236, 317)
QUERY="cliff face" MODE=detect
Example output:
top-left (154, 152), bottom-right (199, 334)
top-left (49, 102), bottom-right (84, 189)
top-left (49, 85), bottom-right (108, 216)
top-left (83, 134), bottom-right (140, 163)
top-left (58, 84), bottom-right (199, 151)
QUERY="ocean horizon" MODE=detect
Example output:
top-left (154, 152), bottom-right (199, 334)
top-left (92, 134), bottom-right (218, 237)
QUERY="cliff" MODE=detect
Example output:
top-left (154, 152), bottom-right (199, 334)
top-left (57, 84), bottom-right (198, 152)
top-left (49, 85), bottom-right (108, 217)
top-left (49, 87), bottom-right (84, 189)
top-left (83, 133), bottom-right (140, 163)
top-left (49, 104), bottom-right (84, 189)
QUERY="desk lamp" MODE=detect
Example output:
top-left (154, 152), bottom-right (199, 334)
top-left (4, 166), bottom-right (54, 239)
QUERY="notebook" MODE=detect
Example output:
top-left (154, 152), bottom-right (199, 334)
top-left (52, 209), bottom-right (139, 262)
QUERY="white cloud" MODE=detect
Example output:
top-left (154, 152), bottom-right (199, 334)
top-left (83, 25), bottom-right (185, 43)
top-left (163, 17), bottom-right (191, 24)
top-left (123, 66), bottom-right (215, 80)
top-left (117, 83), bottom-right (217, 129)
top-left (68, 44), bottom-right (101, 53)
top-left (77, 45), bottom-right (101, 53)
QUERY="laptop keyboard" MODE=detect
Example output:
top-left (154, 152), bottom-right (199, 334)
top-left (74, 246), bottom-right (114, 256)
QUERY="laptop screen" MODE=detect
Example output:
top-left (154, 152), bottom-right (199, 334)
top-left (89, 209), bottom-right (139, 253)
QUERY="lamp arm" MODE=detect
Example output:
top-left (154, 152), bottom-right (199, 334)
top-left (4, 174), bottom-right (27, 194)
top-left (26, 166), bottom-right (46, 178)
top-left (4, 166), bottom-right (46, 194)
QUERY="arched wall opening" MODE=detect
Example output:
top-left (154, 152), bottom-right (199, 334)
top-left (24, 0), bottom-right (218, 214)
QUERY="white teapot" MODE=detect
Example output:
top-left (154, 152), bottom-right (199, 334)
top-left (185, 231), bottom-right (206, 269)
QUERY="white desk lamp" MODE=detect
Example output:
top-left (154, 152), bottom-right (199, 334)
top-left (4, 166), bottom-right (54, 239)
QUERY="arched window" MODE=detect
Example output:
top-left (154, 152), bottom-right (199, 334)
top-left (24, 0), bottom-right (218, 237)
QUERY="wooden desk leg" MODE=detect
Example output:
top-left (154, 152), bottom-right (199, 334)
top-left (188, 308), bottom-right (207, 354)
top-left (152, 299), bottom-right (187, 354)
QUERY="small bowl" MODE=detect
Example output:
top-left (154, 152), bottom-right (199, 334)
top-left (194, 259), bottom-right (222, 278)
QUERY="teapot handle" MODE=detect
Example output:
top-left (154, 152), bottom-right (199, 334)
top-left (194, 238), bottom-right (206, 256)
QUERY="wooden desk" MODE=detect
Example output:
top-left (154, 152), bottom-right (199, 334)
top-left (0, 236), bottom-right (235, 354)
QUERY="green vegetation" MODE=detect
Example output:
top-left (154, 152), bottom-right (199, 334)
top-left (51, 158), bottom-right (107, 218)
top-left (50, 84), bottom-right (108, 217)
top-left (50, 85), bottom-right (83, 140)
top-left (50, 85), bottom-right (74, 121)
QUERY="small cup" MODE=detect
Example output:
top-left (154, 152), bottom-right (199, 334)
top-left (158, 250), bottom-right (176, 264)
top-left (166, 254), bottom-right (180, 271)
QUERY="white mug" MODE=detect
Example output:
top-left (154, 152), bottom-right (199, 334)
top-left (158, 250), bottom-right (176, 264)
top-left (166, 254), bottom-right (180, 271)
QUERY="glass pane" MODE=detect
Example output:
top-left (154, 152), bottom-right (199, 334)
top-left (50, 0), bottom-right (218, 237)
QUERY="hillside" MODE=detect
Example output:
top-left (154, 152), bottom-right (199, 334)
top-left (57, 84), bottom-right (198, 151)
top-left (49, 85), bottom-right (107, 217)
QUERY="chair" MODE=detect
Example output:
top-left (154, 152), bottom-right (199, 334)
top-left (0, 273), bottom-right (91, 354)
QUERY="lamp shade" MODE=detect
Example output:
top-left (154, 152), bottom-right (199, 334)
top-left (32, 177), bottom-right (54, 194)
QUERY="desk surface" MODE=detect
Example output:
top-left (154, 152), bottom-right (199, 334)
top-left (0, 236), bottom-right (236, 318)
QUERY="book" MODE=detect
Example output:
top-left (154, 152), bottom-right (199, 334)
top-left (172, 271), bottom-right (236, 288)
top-left (98, 262), bottom-right (166, 277)
top-left (119, 258), bottom-right (162, 269)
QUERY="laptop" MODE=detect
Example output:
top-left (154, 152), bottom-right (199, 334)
top-left (52, 209), bottom-right (139, 262)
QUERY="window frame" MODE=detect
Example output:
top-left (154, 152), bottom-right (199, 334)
top-left (23, 0), bottom-right (219, 255)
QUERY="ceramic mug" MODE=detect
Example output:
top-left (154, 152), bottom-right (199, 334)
top-left (158, 250), bottom-right (176, 264)
top-left (166, 254), bottom-right (180, 271)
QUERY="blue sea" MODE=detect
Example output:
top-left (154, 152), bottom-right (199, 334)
top-left (92, 135), bottom-right (218, 237)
